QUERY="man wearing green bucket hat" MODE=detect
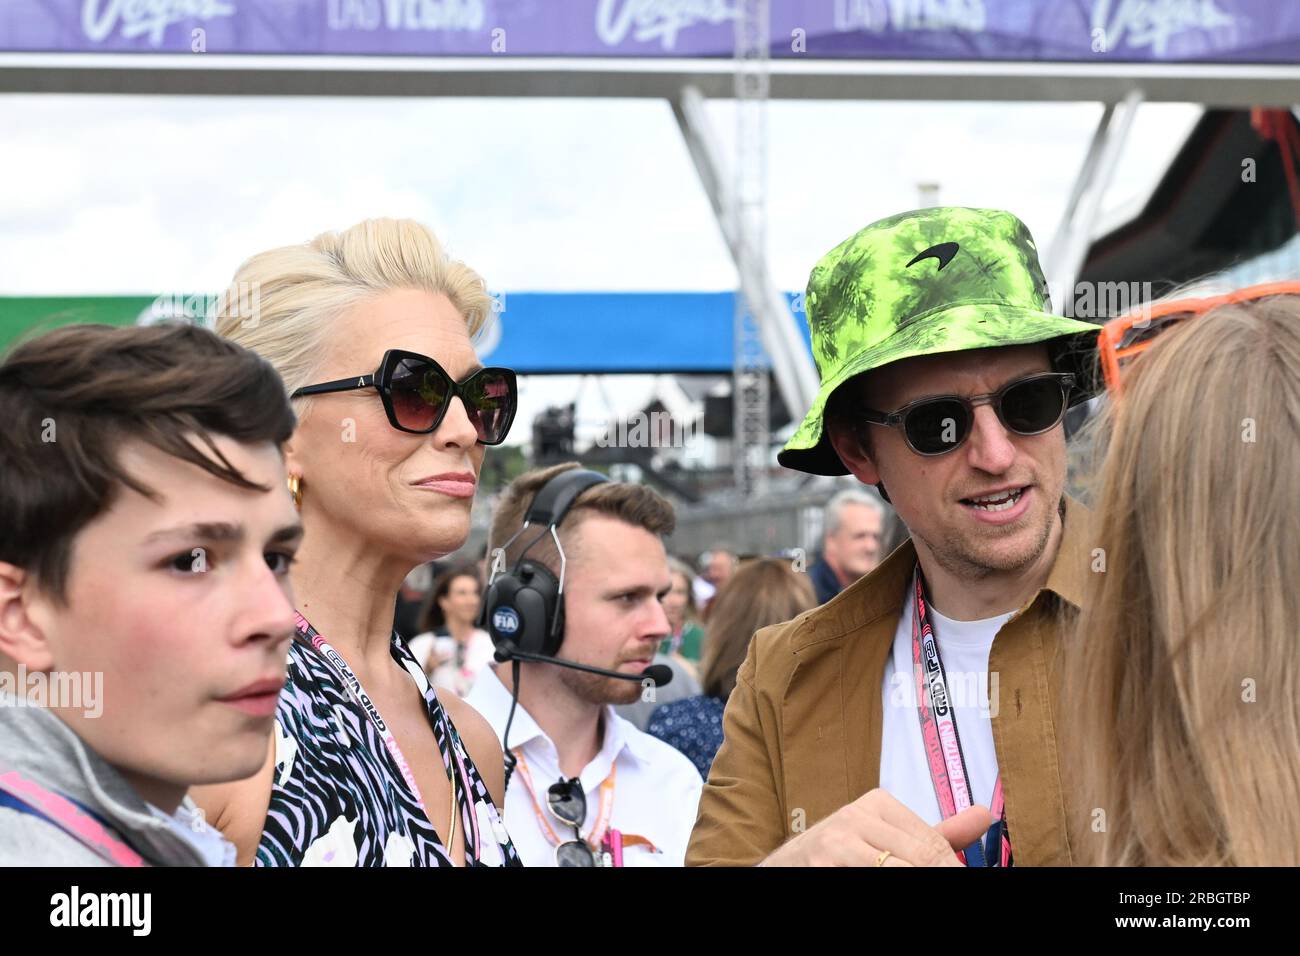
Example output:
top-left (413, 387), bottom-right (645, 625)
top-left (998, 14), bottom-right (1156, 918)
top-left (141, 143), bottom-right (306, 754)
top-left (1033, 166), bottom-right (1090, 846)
top-left (688, 207), bottom-right (1099, 867)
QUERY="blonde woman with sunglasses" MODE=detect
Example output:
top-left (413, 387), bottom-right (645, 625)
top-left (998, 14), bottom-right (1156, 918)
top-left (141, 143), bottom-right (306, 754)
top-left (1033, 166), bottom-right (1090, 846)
top-left (191, 219), bottom-right (522, 868)
top-left (1066, 281), bottom-right (1300, 866)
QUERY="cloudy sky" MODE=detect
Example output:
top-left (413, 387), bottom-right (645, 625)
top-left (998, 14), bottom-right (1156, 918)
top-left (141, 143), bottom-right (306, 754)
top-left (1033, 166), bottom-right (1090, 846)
top-left (0, 92), bottom-right (1200, 440)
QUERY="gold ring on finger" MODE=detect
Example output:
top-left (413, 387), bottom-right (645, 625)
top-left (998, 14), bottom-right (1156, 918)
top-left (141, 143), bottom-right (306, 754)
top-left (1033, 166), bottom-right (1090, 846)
top-left (874, 849), bottom-right (892, 867)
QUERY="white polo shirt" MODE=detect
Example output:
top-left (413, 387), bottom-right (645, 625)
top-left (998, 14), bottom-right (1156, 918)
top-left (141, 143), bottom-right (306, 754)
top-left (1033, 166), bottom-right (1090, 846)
top-left (464, 665), bottom-right (703, 867)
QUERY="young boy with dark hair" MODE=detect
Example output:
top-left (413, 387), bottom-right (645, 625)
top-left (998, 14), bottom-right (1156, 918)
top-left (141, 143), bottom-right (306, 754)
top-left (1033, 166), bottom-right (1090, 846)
top-left (0, 322), bottom-right (302, 866)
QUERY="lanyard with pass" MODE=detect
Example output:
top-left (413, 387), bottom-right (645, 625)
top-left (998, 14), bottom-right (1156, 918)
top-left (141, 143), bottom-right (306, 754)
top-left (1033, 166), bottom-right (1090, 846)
top-left (910, 567), bottom-right (1013, 867)
top-left (297, 612), bottom-right (481, 860)
top-left (513, 750), bottom-right (616, 851)
top-left (0, 767), bottom-right (147, 867)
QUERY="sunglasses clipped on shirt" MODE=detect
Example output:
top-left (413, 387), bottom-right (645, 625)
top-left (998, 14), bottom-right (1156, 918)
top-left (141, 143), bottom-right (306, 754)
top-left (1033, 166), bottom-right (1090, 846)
top-left (854, 371), bottom-right (1077, 457)
top-left (291, 349), bottom-right (518, 445)
top-left (547, 777), bottom-right (597, 867)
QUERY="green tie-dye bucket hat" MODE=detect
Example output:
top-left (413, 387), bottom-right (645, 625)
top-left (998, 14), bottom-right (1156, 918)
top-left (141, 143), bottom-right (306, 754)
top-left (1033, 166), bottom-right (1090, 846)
top-left (778, 206), bottom-right (1101, 476)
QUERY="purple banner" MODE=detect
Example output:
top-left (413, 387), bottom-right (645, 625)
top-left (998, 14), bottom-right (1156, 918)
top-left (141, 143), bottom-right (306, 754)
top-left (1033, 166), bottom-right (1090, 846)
top-left (1, 1), bottom-right (1297, 62)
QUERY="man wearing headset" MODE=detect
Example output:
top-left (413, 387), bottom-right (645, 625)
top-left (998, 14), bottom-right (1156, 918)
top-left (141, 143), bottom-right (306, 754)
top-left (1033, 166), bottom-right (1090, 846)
top-left (687, 207), bottom-right (1101, 867)
top-left (465, 462), bottom-right (703, 866)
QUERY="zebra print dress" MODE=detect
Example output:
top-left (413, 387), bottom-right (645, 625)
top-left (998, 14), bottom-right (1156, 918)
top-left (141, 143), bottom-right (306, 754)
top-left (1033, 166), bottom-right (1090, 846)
top-left (256, 615), bottom-right (521, 867)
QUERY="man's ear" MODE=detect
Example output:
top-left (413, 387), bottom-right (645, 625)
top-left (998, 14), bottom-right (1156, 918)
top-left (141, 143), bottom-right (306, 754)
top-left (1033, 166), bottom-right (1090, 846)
top-left (826, 420), bottom-right (881, 486)
top-left (0, 562), bottom-right (55, 672)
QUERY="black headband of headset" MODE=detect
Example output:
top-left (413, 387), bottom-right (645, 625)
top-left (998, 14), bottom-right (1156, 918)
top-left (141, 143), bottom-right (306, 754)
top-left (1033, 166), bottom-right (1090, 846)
top-left (521, 468), bottom-right (608, 533)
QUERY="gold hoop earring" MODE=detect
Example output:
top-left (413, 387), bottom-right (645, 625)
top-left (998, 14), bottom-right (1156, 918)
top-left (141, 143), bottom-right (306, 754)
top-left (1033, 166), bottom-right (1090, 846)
top-left (287, 474), bottom-right (302, 510)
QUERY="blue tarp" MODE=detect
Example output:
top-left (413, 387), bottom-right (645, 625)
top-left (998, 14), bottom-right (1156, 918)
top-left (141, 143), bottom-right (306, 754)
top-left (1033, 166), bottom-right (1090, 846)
top-left (478, 291), bottom-right (811, 374)
top-left (0, 292), bottom-right (813, 374)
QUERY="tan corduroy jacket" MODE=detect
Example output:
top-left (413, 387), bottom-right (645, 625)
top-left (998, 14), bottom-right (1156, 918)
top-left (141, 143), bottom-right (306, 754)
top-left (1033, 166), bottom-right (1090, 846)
top-left (686, 496), bottom-right (1092, 867)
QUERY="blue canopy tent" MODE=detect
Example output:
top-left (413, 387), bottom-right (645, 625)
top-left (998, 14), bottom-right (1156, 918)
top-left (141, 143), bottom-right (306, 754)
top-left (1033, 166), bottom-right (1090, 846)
top-left (0, 291), bottom-right (812, 373)
top-left (477, 291), bottom-right (809, 374)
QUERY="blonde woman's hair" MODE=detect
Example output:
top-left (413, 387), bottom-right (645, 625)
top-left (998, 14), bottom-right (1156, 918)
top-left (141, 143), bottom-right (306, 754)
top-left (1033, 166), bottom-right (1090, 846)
top-left (1063, 291), bottom-right (1300, 866)
top-left (214, 218), bottom-right (492, 402)
top-left (699, 558), bottom-right (816, 700)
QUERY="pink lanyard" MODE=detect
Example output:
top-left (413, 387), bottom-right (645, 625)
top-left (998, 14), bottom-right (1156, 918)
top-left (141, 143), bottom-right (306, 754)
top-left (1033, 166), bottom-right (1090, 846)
top-left (0, 768), bottom-right (146, 867)
top-left (910, 569), bottom-right (1011, 867)
top-left (298, 612), bottom-right (482, 860)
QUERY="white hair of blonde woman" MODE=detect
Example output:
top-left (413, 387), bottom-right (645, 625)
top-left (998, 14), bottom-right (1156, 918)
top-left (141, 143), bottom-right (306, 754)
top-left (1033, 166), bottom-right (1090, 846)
top-left (214, 218), bottom-right (492, 405)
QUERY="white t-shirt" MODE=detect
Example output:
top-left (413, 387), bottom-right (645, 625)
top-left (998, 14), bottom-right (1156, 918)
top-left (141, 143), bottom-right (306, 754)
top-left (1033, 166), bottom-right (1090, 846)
top-left (879, 589), bottom-right (1013, 826)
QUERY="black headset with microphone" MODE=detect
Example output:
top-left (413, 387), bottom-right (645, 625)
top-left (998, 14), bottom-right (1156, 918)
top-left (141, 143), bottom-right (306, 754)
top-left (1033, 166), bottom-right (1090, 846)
top-left (478, 467), bottom-right (609, 660)
top-left (478, 467), bottom-right (672, 793)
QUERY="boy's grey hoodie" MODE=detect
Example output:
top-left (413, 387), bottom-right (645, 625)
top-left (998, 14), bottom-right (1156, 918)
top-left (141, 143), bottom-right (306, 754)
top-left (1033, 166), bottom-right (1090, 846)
top-left (0, 695), bottom-right (235, 866)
